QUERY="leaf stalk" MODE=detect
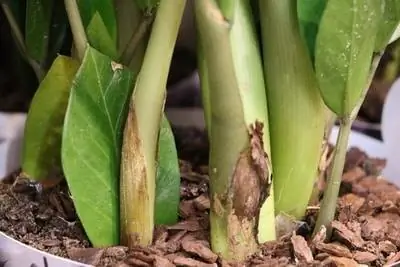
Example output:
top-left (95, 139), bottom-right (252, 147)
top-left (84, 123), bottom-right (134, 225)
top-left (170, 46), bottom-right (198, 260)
top-left (64, 0), bottom-right (88, 62)
top-left (120, 0), bottom-right (186, 247)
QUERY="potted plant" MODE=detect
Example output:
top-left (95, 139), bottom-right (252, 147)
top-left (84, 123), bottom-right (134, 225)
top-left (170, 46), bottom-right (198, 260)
top-left (1, 0), bottom-right (400, 266)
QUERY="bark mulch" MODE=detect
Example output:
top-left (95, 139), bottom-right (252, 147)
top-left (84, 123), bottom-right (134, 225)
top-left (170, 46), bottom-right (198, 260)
top-left (1, 128), bottom-right (400, 266)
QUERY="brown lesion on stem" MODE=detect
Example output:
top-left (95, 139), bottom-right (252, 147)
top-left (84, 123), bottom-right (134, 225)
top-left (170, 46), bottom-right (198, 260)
top-left (212, 121), bottom-right (272, 258)
top-left (120, 102), bottom-right (152, 248)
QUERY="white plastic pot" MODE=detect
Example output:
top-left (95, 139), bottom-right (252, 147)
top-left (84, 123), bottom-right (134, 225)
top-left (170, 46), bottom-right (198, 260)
top-left (0, 112), bottom-right (26, 180)
top-left (0, 232), bottom-right (91, 267)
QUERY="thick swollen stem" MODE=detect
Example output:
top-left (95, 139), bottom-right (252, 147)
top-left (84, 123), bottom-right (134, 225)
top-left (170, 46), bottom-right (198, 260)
top-left (195, 0), bottom-right (275, 261)
top-left (259, 0), bottom-right (325, 219)
top-left (313, 118), bottom-right (351, 237)
top-left (120, 0), bottom-right (186, 247)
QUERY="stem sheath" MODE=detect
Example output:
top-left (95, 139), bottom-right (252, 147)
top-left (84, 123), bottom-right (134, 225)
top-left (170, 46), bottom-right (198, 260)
top-left (259, 0), bottom-right (325, 219)
top-left (120, 0), bottom-right (186, 247)
top-left (195, 0), bottom-right (275, 260)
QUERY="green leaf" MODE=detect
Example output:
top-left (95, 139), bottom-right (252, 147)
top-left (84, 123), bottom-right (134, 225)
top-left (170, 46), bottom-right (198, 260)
top-left (44, 0), bottom-right (69, 69)
top-left (22, 55), bottom-right (79, 181)
top-left (77, 0), bottom-right (117, 59)
top-left (155, 115), bottom-right (180, 225)
top-left (25, 0), bottom-right (54, 63)
top-left (62, 46), bottom-right (134, 247)
top-left (374, 0), bottom-right (400, 52)
top-left (86, 12), bottom-right (118, 60)
top-left (297, 0), bottom-right (328, 63)
top-left (315, 0), bottom-right (381, 116)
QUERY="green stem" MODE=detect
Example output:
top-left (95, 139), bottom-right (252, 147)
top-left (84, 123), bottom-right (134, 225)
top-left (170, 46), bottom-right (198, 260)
top-left (1, 1), bottom-right (44, 81)
top-left (196, 35), bottom-right (211, 137)
top-left (195, 0), bottom-right (275, 261)
top-left (259, 0), bottom-right (325, 219)
top-left (64, 0), bottom-right (87, 62)
top-left (119, 15), bottom-right (154, 66)
top-left (120, 0), bottom-right (186, 247)
top-left (314, 53), bottom-right (383, 239)
top-left (313, 118), bottom-right (351, 238)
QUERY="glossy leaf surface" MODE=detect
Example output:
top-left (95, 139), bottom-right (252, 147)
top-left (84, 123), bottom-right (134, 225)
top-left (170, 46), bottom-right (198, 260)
top-left (22, 55), bottom-right (79, 181)
top-left (297, 0), bottom-right (327, 62)
top-left (62, 46), bottom-right (134, 246)
top-left (77, 0), bottom-right (117, 59)
top-left (375, 0), bottom-right (400, 52)
top-left (155, 115), bottom-right (180, 225)
top-left (315, 0), bottom-right (381, 116)
top-left (25, 0), bottom-right (53, 63)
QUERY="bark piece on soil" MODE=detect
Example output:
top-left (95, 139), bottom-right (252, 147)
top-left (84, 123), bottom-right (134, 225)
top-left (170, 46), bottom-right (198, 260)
top-left (341, 167), bottom-right (366, 184)
top-left (290, 234), bottom-right (313, 264)
top-left (173, 256), bottom-right (217, 267)
top-left (314, 242), bottom-right (352, 258)
top-left (387, 251), bottom-right (400, 266)
top-left (66, 247), bottom-right (104, 266)
top-left (322, 256), bottom-right (359, 267)
top-left (193, 194), bottom-right (210, 211)
top-left (378, 240), bottom-right (397, 255)
top-left (331, 220), bottom-right (364, 249)
top-left (168, 219), bottom-right (205, 232)
top-left (352, 251), bottom-right (378, 264)
top-left (154, 255), bottom-right (175, 267)
top-left (360, 215), bottom-right (386, 242)
top-left (181, 240), bottom-right (217, 263)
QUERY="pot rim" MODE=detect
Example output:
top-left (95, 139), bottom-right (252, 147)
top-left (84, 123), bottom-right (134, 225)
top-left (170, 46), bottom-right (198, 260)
top-left (0, 231), bottom-right (92, 267)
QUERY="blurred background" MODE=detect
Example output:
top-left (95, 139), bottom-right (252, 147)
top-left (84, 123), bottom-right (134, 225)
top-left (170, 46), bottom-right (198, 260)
top-left (0, 2), bottom-right (399, 140)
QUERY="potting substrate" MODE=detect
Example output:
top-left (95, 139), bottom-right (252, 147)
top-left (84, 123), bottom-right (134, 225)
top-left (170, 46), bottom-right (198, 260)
top-left (1, 126), bottom-right (400, 267)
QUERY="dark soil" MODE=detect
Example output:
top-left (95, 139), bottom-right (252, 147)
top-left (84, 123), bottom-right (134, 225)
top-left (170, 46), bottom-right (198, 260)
top-left (1, 127), bottom-right (400, 266)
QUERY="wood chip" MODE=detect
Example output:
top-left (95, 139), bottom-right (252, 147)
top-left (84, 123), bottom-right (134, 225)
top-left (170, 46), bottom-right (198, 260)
top-left (41, 239), bottom-right (62, 247)
top-left (173, 256), bottom-right (217, 267)
top-left (193, 194), bottom-right (210, 211)
top-left (378, 240), bottom-right (397, 254)
top-left (129, 251), bottom-right (154, 263)
top-left (312, 225), bottom-right (327, 244)
top-left (125, 257), bottom-right (151, 266)
top-left (168, 220), bottom-right (204, 231)
top-left (339, 193), bottom-right (365, 214)
top-left (332, 220), bottom-right (364, 248)
top-left (290, 234), bottom-right (313, 263)
top-left (323, 256), bottom-right (359, 267)
top-left (360, 216), bottom-right (386, 241)
top-left (67, 247), bottom-right (104, 266)
top-left (353, 251), bottom-right (378, 264)
top-left (342, 167), bottom-right (366, 183)
top-left (154, 255), bottom-right (175, 267)
top-left (181, 240), bottom-right (218, 263)
top-left (179, 200), bottom-right (196, 218)
top-left (386, 251), bottom-right (400, 266)
top-left (315, 242), bottom-right (352, 258)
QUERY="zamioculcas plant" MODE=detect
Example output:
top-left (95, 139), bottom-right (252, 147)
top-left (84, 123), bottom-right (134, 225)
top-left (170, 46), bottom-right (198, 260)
top-left (314, 0), bottom-right (400, 237)
top-left (6, 0), bottom-right (185, 248)
top-left (2, 0), bottom-right (400, 264)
